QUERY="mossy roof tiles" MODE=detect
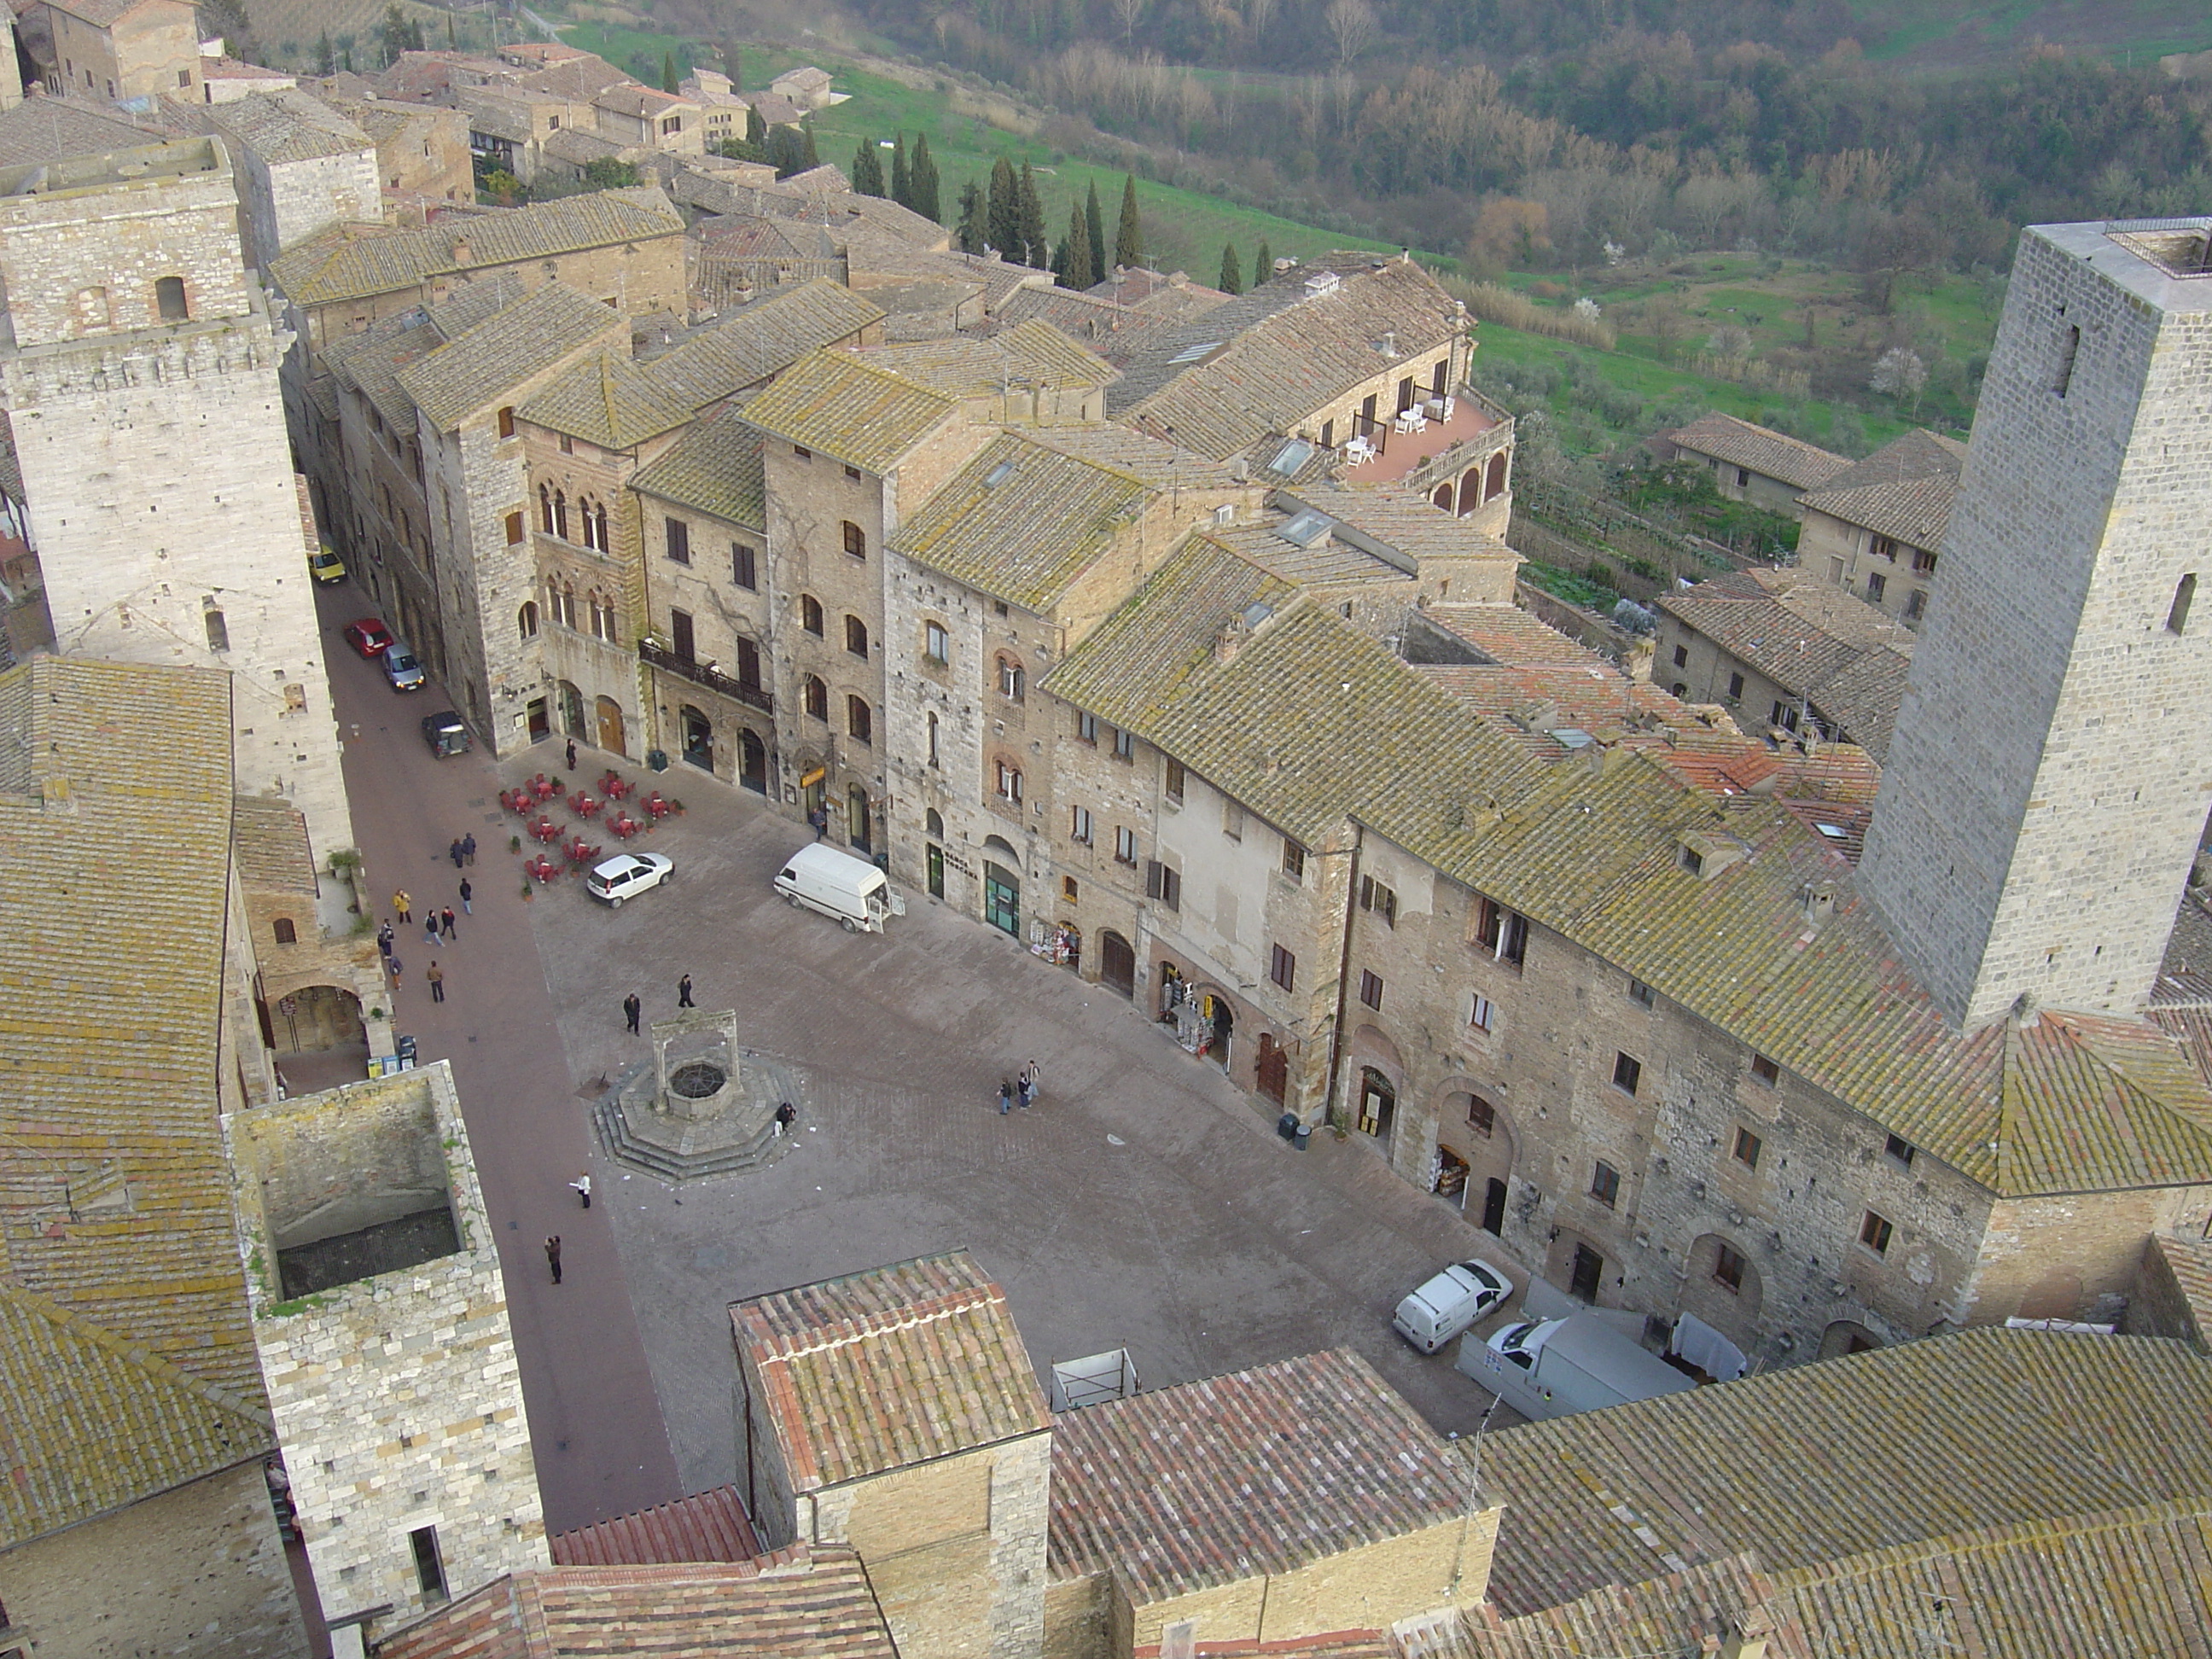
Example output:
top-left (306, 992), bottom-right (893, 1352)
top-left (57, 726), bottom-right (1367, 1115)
top-left (730, 1252), bottom-right (1048, 1493)
top-left (1047, 1348), bottom-right (1476, 1604)
top-left (888, 432), bottom-right (1150, 611)
top-left (864, 319), bottom-right (1118, 399)
top-left (1481, 1328), bottom-right (2212, 1617)
top-left (736, 349), bottom-right (959, 474)
top-left (1796, 428), bottom-right (1965, 549)
top-left (648, 278), bottom-right (884, 408)
top-left (1667, 411), bottom-right (1851, 492)
top-left (627, 402), bottom-right (766, 531)
top-left (516, 349), bottom-right (694, 448)
top-left (399, 282), bottom-right (626, 430)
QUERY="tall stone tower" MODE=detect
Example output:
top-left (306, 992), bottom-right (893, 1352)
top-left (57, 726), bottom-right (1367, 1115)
top-left (0, 139), bottom-right (355, 864)
top-left (1860, 219), bottom-right (2212, 1029)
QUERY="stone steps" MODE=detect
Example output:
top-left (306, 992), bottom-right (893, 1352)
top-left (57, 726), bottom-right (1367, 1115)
top-left (591, 1094), bottom-right (792, 1182)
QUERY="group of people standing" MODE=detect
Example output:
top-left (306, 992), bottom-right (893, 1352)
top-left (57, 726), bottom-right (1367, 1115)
top-left (377, 876), bottom-right (473, 1003)
top-left (998, 1059), bottom-right (1044, 1114)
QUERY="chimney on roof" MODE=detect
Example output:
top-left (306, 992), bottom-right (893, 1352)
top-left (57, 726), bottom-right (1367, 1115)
top-left (451, 236), bottom-right (471, 263)
top-left (1214, 616), bottom-right (1250, 665)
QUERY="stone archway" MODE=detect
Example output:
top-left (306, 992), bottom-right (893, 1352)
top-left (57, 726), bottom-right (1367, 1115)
top-left (1456, 467), bottom-right (1482, 515)
top-left (1819, 1320), bottom-right (1883, 1359)
top-left (1441, 1085), bottom-right (1515, 1237)
top-left (1432, 481), bottom-right (1454, 511)
top-left (595, 696), bottom-right (626, 756)
top-left (1485, 450), bottom-right (1509, 499)
top-left (1679, 1231), bottom-right (1762, 1347)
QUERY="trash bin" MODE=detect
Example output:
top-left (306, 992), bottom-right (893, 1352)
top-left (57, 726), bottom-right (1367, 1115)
top-left (647, 748), bottom-right (670, 772)
top-left (1291, 1122), bottom-right (1312, 1151)
top-left (1276, 1111), bottom-right (1298, 1142)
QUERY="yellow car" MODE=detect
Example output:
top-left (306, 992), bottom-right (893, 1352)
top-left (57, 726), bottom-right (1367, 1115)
top-left (308, 542), bottom-right (346, 585)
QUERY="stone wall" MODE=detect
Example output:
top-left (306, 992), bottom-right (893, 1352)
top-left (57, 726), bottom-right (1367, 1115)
top-left (246, 146), bottom-right (381, 277)
top-left (222, 1064), bottom-right (546, 1635)
top-left (0, 1462), bottom-right (306, 1658)
top-left (636, 487), bottom-right (773, 787)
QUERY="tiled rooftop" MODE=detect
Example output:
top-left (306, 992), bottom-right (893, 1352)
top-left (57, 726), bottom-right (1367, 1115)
top-left (648, 278), bottom-right (884, 407)
top-left (1048, 1348), bottom-right (1477, 1604)
top-left (1293, 486), bottom-right (1519, 568)
top-left (398, 281), bottom-right (627, 430)
top-left (628, 402), bottom-right (767, 531)
top-left (1479, 1327), bottom-right (2212, 1615)
top-left (862, 318), bottom-right (1119, 400)
top-left (197, 86), bottom-right (370, 165)
top-left (1339, 394), bottom-right (1499, 485)
top-left (730, 1252), bottom-right (1050, 1493)
top-left (1796, 427), bottom-right (1965, 549)
top-left (518, 349), bottom-right (695, 449)
top-left (737, 348), bottom-right (960, 474)
top-left (549, 1484), bottom-right (762, 1566)
top-left (1665, 412), bottom-right (1851, 492)
top-left (379, 1548), bottom-right (898, 1658)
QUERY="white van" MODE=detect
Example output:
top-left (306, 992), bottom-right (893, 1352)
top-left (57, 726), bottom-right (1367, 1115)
top-left (775, 842), bottom-right (906, 933)
top-left (1456, 1312), bottom-right (1697, 1422)
top-left (1392, 1259), bottom-right (1515, 1354)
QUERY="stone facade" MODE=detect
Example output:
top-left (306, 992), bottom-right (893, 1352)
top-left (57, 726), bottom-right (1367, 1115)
top-left (222, 1063), bottom-right (546, 1639)
top-left (0, 1460), bottom-right (307, 1659)
top-left (0, 141), bottom-right (357, 868)
top-left (1860, 222), bottom-right (2212, 1029)
top-left (41, 0), bottom-right (200, 102)
top-left (1795, 500), bottom-right (1941, 626)
top-left (634, 479), bottom-right (775, 788)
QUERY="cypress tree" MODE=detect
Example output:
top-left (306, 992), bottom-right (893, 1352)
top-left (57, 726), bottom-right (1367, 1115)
top-left (446, 13), bottom-right (457, 48)
top-left (911, 136), bottom-right (941, 223)
top-left (316, 30), bottom-right (334, 74)
top-left (1255, 239), bottom-right (1272, 283)
top-left (1115, 174), bottom-right (1143, 269)
top-left (769, 125), bottom-right (806, 179)
top-left (1057, 204), bottom-right (1092, 291)
top-left (1218, 241), bottom-right (1243, 294)
top-left (852, 138), bottom-right (886, 197)
top-left (958, 179), bottom-right (987, 253)
top-left (1084, 181), bottom-right (1107, 287)
top-left (889, 134), bottom-right (910, 209)
top-left (745, 104), bottom-right (768, 153)
top-left (800, 121), bottom-right (820, 171)
top-left (662, 52), bottom-right (679, 94)
top-left (987, 158), bottom-right (1019, 259)
top-left (721, 40), bottom-right (742, 89)
top-left (1017, 163), bottom-right (1048, 269)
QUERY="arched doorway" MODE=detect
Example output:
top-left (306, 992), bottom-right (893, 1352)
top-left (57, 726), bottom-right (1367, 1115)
top-left (1484, 450), bottom-right (1509, 500)
top-left (595, 696), bottom-right (626, 756)
top-left (1819, 1320), bottom-right (1883, 1360)
top-left (847, 783), bottom-right (872, 853)
top-left (681, 704), bottom-right (713, 771)
top-left (1680, 1232), bottom-right (1763, 1346)
top-left (1255, 1032), bottom-right (1289, 1105)
top-left (267, 983), bottom-right (364, 1053)
top-left (982, 860), bottom-right (1020, 936)
top-left (1447, 1088), bottom-right (1515, 1238)
top-left (739, 728), bottom-right (767, 793)
top-left (1100, 929), bottom-right (1135, 998)
top-left (1356, 1065), bottom-right (1396, 1141)
top-left (558, 680), bottom-right (586, 738)
top-left (1456, 467), bottom-right (1481, 515)
top-left (1432, 481), bottom-right (1453, 511)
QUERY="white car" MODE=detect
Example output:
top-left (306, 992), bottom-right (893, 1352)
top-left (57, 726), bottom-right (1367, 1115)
top-left (1392, 1259), bottom-right (1516, 1354)
top-left (586, 852), bottom-right (672, 907)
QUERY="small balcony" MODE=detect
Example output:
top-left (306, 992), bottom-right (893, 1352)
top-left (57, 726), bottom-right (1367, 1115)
top-left (640, 637), bottom-right (773, 714)
top-left (1340, 392), bottom-right (1503, 485)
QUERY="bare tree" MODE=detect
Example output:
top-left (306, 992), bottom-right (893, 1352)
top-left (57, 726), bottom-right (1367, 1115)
top-left (1324, 0), bottom-right (1376, 68)
top-left (1246, 0), bottom-right (1278, 42)
top-left (1111, 0), bottom-right (1148, 47)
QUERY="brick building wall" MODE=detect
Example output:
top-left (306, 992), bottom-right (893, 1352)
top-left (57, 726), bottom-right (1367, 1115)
top-left (635, 488), bottom-right (775, 787)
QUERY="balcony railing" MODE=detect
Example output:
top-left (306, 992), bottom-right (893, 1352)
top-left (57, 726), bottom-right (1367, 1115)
top-left (639, 637), bottom-right (773, 714)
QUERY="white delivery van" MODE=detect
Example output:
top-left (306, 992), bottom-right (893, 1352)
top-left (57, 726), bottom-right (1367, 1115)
top-left (1392, 1259), bottom-right (1515, 1354)
top-left (1456, 1312), bottom-right (1697, 1422)
top-left (775, 842), bottom-right (907, 933)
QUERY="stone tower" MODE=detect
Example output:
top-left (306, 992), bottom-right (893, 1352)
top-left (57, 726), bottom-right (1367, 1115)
top-left (0, 139), bottom-right (355, 864)
top-left (1860, 219), bottom-right (2212, 1029)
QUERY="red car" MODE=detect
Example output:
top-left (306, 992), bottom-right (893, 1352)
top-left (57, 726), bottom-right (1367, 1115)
top-left (343, 617), bottom-right (394, 658)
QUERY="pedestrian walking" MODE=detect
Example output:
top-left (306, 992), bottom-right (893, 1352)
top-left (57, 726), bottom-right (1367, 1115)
top-left (565, 737), bottom-right (578, 772)
top-left (377, 923), bottom-right (394, 958)
top-left (1021, 1058), bottom-right (1042, 1107)
top-left (678, 974), bottom-right (694, 1009)
top-left (448, 838), bottom-right (464, 870)
top-left (458, 878), bottom-right (473, 915)
top-left (622, 992), bottom-right (642, 1034)
top-left (388, 955), bottom-right (405, 991)
top-left (1016, 1074), bottom-right (1033, 1109)
top-left (424, 917), bottom-right (440, 947)
top-left (545, 1236), bottom-right (562, 1284)
top-left (774, 1100), bottom-right (797, 1137)
top-left (998, 1079), bottom-right (1014, 1115)
top-left (462, 834), bottom-right (477, 866)
top-left (439, 906), bottom-right (457, 940)
top-left (808, 804), bottom-right (829, 841)
top-left (568, 1173), bottom-right (591, 1208)
top-left (427, 962), bottom-right (445, 1002)
top-left (393, 890), bottom-right (412, 923)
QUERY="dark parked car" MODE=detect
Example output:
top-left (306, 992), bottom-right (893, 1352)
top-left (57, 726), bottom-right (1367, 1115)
top-left (420, 710), bottom-right (471, 757)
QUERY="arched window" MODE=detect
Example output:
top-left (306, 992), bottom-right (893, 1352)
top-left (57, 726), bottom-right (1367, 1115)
top-left (518, 600), bottom-right (539, 638)
top-left (154, 275), bottom-right (188, 321)
top-left (579, 496), bottom-right (601, 551)
top-left (926, 806), bottom-right (945, 837)
top-left (271, 917), bottom-right (296, 945)
top-left (589, 591), bottom-right (617, 641)
top-left (803, 675), bottom-right (828, 719)
top-left (841, 520), bottom-right (866, 559)
top-left (995, 758), bottom-right (1023, 803)
top-left (552, 491), bottom-right (569, 541)
top-left (997, 655), bottom-right (1024, 701)
top-left (845, 614), bottom-right (869, 659)
top-left (847, 696), bottom-right (872, 744)
top-left (549, 580), bottom-right (576, 630)
top-left (926, 710), bottom-right (940, 768)
top-left (538, 482), bottom-right (554, 533)
top-left (800, 595), bottom-right (824, 636)
top-left (591, 498), bottom-right (609, 550)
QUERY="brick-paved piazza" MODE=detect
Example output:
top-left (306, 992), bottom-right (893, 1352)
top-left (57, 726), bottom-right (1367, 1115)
top-left (519, 758), bottom-right (1528, 1492)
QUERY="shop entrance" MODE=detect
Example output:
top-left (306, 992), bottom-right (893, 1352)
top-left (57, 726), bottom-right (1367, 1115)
top-left (739, 729), bottom-right (767, 793)
top-left (983, 862), bottom-right (1020, 936)
top-left (1356, 1067), bottom-right (1396, 1141)
top-left (681, 705), bottom-right (713, 771)
top-left (847, 784), bottom-right (872, 853)
top-left (1256, 1033), bottom-right (1288, 1105)
top-left (1480, 1177), bottom-right (1508, 1237)
top-left (527, 697), bottom-right (550, 742)
top-left (1100, 930), bottom-right (1135, 998)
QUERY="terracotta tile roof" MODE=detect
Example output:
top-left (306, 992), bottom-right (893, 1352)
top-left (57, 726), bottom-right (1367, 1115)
top-left (890, 431), bottom-right (1151, 611)
top-left (736, 348), bottom-right (960, 474)
top-left (1664, 412), bottom-right (1850, 492)
top-left (1290, 486), bottom-right (1518, 568)
top-left (232, 797), bottom-right (317, 895)
top-left (517, 349), bottom-right (695, 448)
top-left (0, 96), bottom-right (172, 166)
top-left (1090, 266), bottom-right (1234, 322)
top-left (197, 86), bottom-right (370, 164)
top-left (1658, 567), bottom-right (1915, 760)
top-left (269, 187), bottom-right (682, 306)
top-left (1365, 745), bottom-right (2212, 1196)
top-left (1173, 1638), bottom-right (1394, 1659)
top-left (539, 126), bottom-right (626, 166)
top-left (1480, 1327), bottom-right (2212, 1616)
top-left (840, 234), bottom-right (1040, 306)
top-left (0, 657), bottom-right (271, 1456)
top-left (1211, 515), bottom-right (1412, 590)
top-left (1454, 1553), bottom-right (1796, 1659)
top-left (320, 274), bottom-right (522, 433)
top-left (628, 402), bottom-right (766, 530)
top-left (730, 1252), bottom-right (1049, 1493)
top-left (648, 278), bottom-right (884, 407)
top-left (399, 282), bottom-right (627, 430)
top-left (1021, 422), bottom-right (1244, 490)
top-left (0, 1279), bottom-right (273, 1550)
top-left (863, 319), bottom-right (1119, 399)
top-left (516, 55), bottom-right (632, 102)
top-left (1414, 664), bottom-right (1693, 761)
top-left (1045, 536), bottom-right (1544, 848)
top-left (595, 84), bottom-right (690, 119)
top-left (1795, 428), bottom-right (1965, 549)
top-left (1117, 257), bottom-right (1461, 458)
top-left (1422, 603), bottom-right (1601, 665)
top-left (995, 283), bottom-right (1167, 365)
top-left (46, 0), bottom-right (172, 25)
top-left (379, 1548), bottom-right (898, 1658)
top-left (549, 1485), bottom-right (762, 1566)
top-left (2154, 894), bottom-right (2212, 1006)
top-left (1048, 1348), bottom-right (1476, 1604)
